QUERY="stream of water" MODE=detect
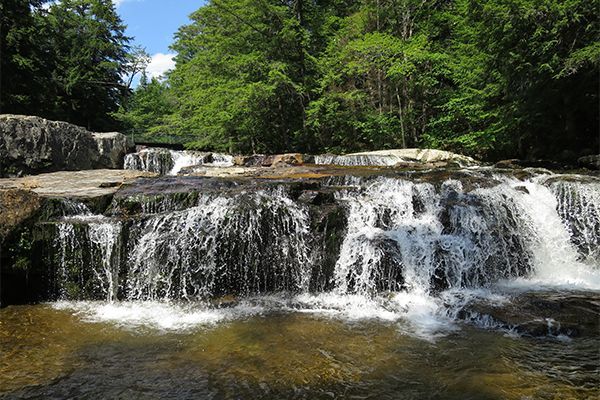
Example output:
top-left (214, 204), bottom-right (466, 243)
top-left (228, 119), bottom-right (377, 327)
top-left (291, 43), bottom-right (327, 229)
top-left (1, 164), bottom-right (598, 399)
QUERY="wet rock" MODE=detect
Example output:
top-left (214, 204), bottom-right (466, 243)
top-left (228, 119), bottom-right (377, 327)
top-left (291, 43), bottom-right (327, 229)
top-left (233, 155), bottom-right (269, 167)
top-left (513, 186), bottom-right (529, 194)
top-left (297, 190), bottom-right (335, 205)
top-left (92, 132), bottom-right (135, 169)
top-left (308, 203), bottom-right (347, 292)
top-left (0, 114), bottom-right (100, 177)
top-left (0, 189), bottom-right (41, 243)
top-left (577, 155), bottom-right (600, 170)
top-left (460, 292), bottom-right (600, 338)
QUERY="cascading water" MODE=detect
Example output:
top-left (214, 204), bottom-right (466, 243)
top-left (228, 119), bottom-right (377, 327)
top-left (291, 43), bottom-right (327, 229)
top-left (54, 216), bottom-right (122, 301)
top-left (124, 147), bottom-right (234, 175)
top-left (4, 168), bottom-right (599, 399)
top-left (44, 170), bottom-right (600, 337)
top-left (125, 188), bottom-right (311, 300)
top-left (314, 154), bottom-right (402, 167)
top-left (548, 177), bottom-right (600, 263)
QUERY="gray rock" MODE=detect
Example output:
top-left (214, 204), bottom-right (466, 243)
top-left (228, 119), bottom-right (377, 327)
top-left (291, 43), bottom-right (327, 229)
top-left (92, 132), bottom-right (135, 169)
top-left (577, 154), bottom-right (600, 170)
top-left (0, 114), bottom-right (100, 177)
top-left (0, 114), bottom-right (135, 177)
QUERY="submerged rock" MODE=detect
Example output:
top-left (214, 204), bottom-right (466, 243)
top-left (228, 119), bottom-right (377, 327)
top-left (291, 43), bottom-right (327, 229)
top-left (460, 292), bottom-right (600, 338)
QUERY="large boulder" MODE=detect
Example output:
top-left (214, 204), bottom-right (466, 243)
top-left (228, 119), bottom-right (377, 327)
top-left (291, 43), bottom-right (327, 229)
top-left (0, 114), bottom-right (134, 177)
top-left (0, 115), bottom-right (101, 177)
top-left (92, 132), bottom-right (135, 169)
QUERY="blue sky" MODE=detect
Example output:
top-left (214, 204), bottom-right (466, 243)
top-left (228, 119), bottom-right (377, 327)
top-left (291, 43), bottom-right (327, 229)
top-left (115, 0), bottom-right (205, 79)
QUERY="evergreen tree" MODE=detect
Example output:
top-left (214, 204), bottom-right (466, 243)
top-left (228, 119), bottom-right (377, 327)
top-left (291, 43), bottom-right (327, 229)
top-left (0, 0), bottom-right (46, 114)
top-left (1, 0), bottom-right (131, 131)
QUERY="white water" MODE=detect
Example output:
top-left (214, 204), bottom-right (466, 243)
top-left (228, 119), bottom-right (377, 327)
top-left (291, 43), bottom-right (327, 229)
top-left (50, 172), bottom-right (600, 338)
top-left (124, 148), bottom-right (234, 175)
top-left (126, 188), bottom-right (311, 300)
top-left (56, 215), bottom-right (122, 301)
top-left (314, 154), bottom-right (403, 167)
top-left (501, 178), bottom-right (600, 290)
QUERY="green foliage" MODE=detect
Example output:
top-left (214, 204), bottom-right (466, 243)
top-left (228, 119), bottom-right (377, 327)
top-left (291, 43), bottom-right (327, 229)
top-left (4, 0), bottom-right (598, 159)
top-left (113, 74), bottom-right (176, 142)
top-left (1, 0), bottom-right (131, 130)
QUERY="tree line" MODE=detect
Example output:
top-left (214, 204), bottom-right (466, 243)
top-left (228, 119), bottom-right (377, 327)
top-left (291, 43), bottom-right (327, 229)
top-left (0, 0), bottom-right (143, 130)
top-left (2, 0), bottom-right (598, 160)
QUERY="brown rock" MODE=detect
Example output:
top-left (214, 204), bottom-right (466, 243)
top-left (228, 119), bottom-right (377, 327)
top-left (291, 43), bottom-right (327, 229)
top-left (0, 189), bottom-right (41, 241)
top-left (233, 155), bottom-right (268, 167)
top-left (272, 153), bottom-right (304, 167)
top-left (0, 169), bottom-right (156, 200)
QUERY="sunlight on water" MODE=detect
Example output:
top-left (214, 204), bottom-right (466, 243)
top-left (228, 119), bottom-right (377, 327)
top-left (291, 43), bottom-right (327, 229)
top-left (1, 304), bottom-right (597, 399)
top-left (4, 170), bottom-right (599, 399)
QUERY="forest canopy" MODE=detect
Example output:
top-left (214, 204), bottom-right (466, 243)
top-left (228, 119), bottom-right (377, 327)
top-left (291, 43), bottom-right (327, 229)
top-left (1, 0), bottom-right (598, 160)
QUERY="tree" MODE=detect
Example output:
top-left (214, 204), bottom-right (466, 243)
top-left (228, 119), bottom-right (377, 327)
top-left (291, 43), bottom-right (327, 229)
top-left (122, 0), bottom-right (599, 160)
top-left (0, 0), bottom-right (46, 114)
top-left (123, 45), bottom-right (151, 91)
top-left (113, 73), bottom-right (176, 142)
top-left (39, 0), bottom-right (130, 130)
top-left (166, 0), bottom-right (334, 153)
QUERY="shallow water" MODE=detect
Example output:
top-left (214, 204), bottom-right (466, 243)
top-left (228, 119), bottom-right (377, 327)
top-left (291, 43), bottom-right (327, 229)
top-left (1, 298), bottom-right (598, 400)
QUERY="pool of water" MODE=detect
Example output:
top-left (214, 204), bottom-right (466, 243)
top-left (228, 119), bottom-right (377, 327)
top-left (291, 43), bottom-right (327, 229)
top-left (1, 296), bottom-right (598, 399)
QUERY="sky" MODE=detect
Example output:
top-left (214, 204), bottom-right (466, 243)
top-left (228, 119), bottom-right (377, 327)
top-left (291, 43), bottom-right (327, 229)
top-left (115, 0), bottom-right (205, 80)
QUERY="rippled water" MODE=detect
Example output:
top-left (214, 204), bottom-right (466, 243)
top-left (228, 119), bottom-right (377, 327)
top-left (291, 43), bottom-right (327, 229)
top-left (1, 295), bottom-right (598, 400)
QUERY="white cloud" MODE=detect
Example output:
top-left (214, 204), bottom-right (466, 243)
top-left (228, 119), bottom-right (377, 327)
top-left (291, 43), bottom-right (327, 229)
top-left (146, 53), bottom-right (176, 79)
top-left (113, 0), bottom-right (143, 7)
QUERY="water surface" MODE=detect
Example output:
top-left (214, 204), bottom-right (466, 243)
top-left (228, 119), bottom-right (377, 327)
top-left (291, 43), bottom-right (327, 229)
top-left (1, 299), bottom-right (597, 399)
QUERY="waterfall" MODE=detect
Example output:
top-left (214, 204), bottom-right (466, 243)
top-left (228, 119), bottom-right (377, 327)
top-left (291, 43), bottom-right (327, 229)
top-left (548, 177), bottom-right (600, 263)
top-left (504, 178), bottom-right (600, 289)
top-left (48, 172), bottom-right (600, 321)
top-left (125, 188), bottom-right (311, 300)
top-left (55, 216), bottom-right (122, 301)
top-left (314, 154), bottom-right (402, 167)
top-left (124, 148), bottom-right (234, 175)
